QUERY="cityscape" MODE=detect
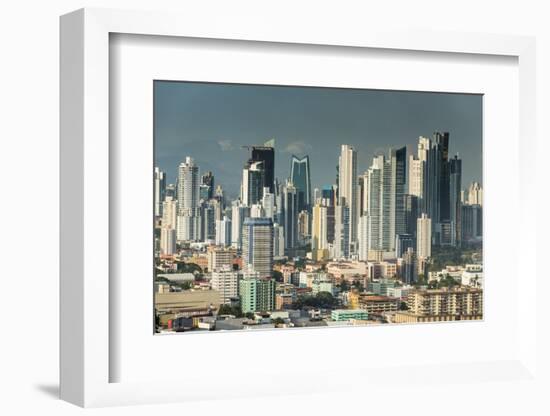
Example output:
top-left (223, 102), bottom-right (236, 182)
top-left (153, 82), bottom-right (483, 334)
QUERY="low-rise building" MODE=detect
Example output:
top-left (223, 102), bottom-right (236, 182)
top-left (358, 294), bottom-right (400, 315)
top-left (403, 287), bottom-right (483, 320)
top-left (331, 309), bottom-right (369, 321)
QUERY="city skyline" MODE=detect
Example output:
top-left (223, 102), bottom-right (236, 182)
top-left (154, 81), bottom-right (483, 199)
top-left (154, 81), bottom-right (483, 334)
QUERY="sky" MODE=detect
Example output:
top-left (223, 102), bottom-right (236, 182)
top-left (154, 81), bottom-right (482, 200)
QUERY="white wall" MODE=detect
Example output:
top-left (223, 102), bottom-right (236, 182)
top-left (1, 0), bottom-right (548, 415)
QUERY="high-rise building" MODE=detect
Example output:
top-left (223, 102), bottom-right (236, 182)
top-left (467, 182), bottom-right (483, 206)
top-left (230, 200), bottom-right (250, 250)
top-left (154, 167), bottom-right (166, 217)
top-left (334, 202), bottom-right (350, 259)
top-left (395, 233), bottom-right (415, 258)
top-left (239, 274), bottom-right (276, 314)
top-left (358, 215), bottom-right (369, 261)
top-left (338, 145), bottom-right (358, 253)
top-left (211, 267), bottom-right (239, 305)
top-left (399, 247), bottom-right (418, 285)
top-left (282, 180), bottom-right (298, 250)
top-left (176, 157), bottom-right (201, 241)
top-left (462, 204), bottom-right (483, 242)
top-left (261, 187), bottom-right (275, 219)
top-left (242, 217), bottom-right (274, 278)
top-left (162, 196), bottom-right (177, 230)
top-left (311, 204), bottom-right (328, 252)
top-left (417, 213), bottom-right (432, 259)
top-left (207, 246), bottom-right (236, 272)
top-left (449, 155), bottom-right (462, 246)
top-left (273, 223), bottom-right (285, 259)
top-left (389, 147), bottom-right (407, 247)
top-left (241, 160), bottom-right (265, 206)
top-left (297, 210), bottom-right (310, 244)
top-left (290, 155), bottom-right (312, 213)
top-left (250, 203), bottom-right (265, 218)
top-left (215, 215), bottom-right (232, 247)
top-left (160, 227), bottom-right (176, 255)
top-left (249, 142), bottom-right (275, 193)
top-left (404, 194), bottom-right (418, 237)
top-left (201, 171), bottom-right (214, 200)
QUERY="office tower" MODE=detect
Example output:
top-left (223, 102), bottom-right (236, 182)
top-left (241, 160), bottom-right (265, 206)
top-left (435, 132), bottom-right (451, 222)
top-left (467, 182), bottom-right (483, 206)
top-left (449, 155), bottom-right (462, 246)
top-left (462, 204), bottom-right (483, 242)
top-left (250, 203), bottom-right (265, 218)
top-left (214, 184), bottom-right (225, 204)
top-left (231, 200), bottom-right (250, 250)
top-left (273, 223), bottom-right (285, 259)
top-left (176, 157), bottom-right (201, 241)
top-left (242, 217), bottom-right (274, 278)
top-left (160, 227), bottom-right (176, 255)
top-left (338, 145), bottom-right (358, 253)
top-left (261, 187), bottom-right (275, 219)
top-left (297, 210), bottom-right (310, 244)
top-left (389, 147), bottom-right (407, 246)
top-left (321, 185), bottom-right (336, 206)
top-left (249, 142), bottom-right (275, 193)
top-left (290, 155), bottom-right (312, 213)
top-left (417, 213), bottom-right (432, 259)
top-left (334, 202), bottom-right (350, 259)
top-left (358, 215), bottom-right (369, 261)
top-left (162, 196), bottom-right (177, 230)
top-left (199, 184), bottom-right (210, 201)
top-left (282, 180), bottom-right (298, 250)
top-left (395, 233), bottom-right (415, 258)
top-left (211, 268), bottom-right (239, 305)
top-left (154, 167), bottom-right (166, 217)
top-left (201, 171), bottom-right (214, 200)
top-left (311, 204), bottom-right (328, 254)
top-left (399, 247), bottom-right (418, 285)
top-left (404, 194), bottom-right (418, 237)
top-left (215, 215), bottom-right (232, 247)
top-left (201, 202), bottom-right (216, 241)
top-left (239, 275), bottom-right (276, 314)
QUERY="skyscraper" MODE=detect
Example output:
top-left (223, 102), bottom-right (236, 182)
top-left (215, 215), bottom-right (232, 247)
top-left (334, 202), bottom-right (350, 259)
top-left (201, 171), bottom-right (214, 200)
top-left (154, 167), bottom-right (166, 217)
top-left (290, 155), bottom-right (312, 213)
top-left (241, 160), bottom-right (265, 206)
top-left (467, 182), bottom-right (483, 206)
top-left (161, 196), bottom-right (177, 230)
top-left (176, 157), bottom-right (201, 241)
top-left (449, 155), bottom-right (462, 246)
top-left (282, 180), bottom-right (298, 250)
top-left (389, 147), bottom-right (407, 248)
top-left (338, 145), bottom-right (358, 254)
top-left (249, 142), bottom-right (275, 193)
top-left (417, 213), bottom-right (432, 259)
top-left (395, 233), bottom-right (415, 258)
top-left (242, 217), bottom-right (274, 278)
top-left (311, 204), bottom-right (328, 253)
top-left (230, 200), bottom-right (250, 250)
top-left (261, 187), bottom-right (275, 220)
top-left (404, 194), bottom-right (418, 237)
top-left (160, 227), bottom-right (176, 256)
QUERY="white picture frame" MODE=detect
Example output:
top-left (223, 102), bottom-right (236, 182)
top-left (60, 7), bottom-right (540, 408)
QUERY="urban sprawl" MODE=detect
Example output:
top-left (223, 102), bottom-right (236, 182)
top-left (154, 133), bottom-right (483, 333)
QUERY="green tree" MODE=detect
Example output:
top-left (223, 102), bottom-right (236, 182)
top-left (272, 270), bottom-right (284, 282)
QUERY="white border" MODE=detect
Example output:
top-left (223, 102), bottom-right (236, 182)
top-left (60, 8), bottom-right (538, 407)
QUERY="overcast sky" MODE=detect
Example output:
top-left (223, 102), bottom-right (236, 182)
top-left (154, 81), bottom-right (482, 199)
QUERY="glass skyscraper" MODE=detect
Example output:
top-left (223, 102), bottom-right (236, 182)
top-left (290, 155), bottom-right (312, 213)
